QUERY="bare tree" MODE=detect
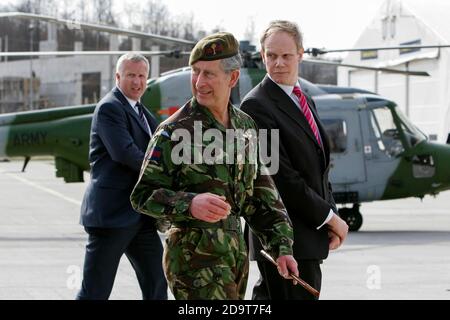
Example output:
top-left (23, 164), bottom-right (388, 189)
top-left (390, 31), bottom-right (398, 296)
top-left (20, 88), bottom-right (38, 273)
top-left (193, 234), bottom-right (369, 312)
top-left (3, 0), bottom-right (60, 17)
top-left (120, 0), bottom-right (143, 31)
top-left (36, 0), bottom-right (59, 16)
top-left (141, 0), bottom-right (169, 35)
top-left (92, 0), bottom-right (116, 26)
top-left (16, 0), bottom-right (33, 13)
top-left (0, 2), bottom-right (12, 10)
top-left (74, 0), bottom-right (88, 22)
top-left (3, 0), bottom-right (219, 45)
top-left (178, 13), bottom-right (200, 41)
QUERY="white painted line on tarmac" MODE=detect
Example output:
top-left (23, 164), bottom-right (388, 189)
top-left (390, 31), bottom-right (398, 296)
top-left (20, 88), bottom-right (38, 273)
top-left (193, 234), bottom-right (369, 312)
top-left (0, 169), bottom-right (81, 206)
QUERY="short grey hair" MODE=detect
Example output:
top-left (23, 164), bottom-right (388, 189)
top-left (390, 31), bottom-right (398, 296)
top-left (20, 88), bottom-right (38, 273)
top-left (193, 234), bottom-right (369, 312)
top-left (220, 54), bottom-right (242, 73)
top-left (260, 20), bottom-right (303, 51)
top-left (116, 52), bottom-right (150, 74)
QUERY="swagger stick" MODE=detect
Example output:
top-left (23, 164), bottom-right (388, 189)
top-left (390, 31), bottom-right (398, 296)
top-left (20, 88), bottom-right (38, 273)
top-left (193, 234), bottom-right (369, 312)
top-left (260, 250), bottom-right (320, 298)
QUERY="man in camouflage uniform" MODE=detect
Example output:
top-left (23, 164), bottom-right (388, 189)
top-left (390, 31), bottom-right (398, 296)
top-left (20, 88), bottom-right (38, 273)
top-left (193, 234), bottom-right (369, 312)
top-left (130, 32), bottom-right (298, 300)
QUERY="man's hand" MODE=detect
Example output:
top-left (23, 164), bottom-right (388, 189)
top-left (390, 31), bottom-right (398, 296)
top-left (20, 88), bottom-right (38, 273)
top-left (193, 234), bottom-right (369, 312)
top-left (327, 213), bottom-right (349, 244)
top-left (189, 193), bottom-right (231, 222)
top-left (276, 255), bottom-right (299, 285)
top-left (328, 230), bottom-right (341, 250)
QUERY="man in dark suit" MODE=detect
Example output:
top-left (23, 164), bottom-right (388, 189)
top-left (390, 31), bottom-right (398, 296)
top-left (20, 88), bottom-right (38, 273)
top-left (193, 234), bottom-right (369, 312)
top-left (77, 53), bottom-right (167, 300)
top-left (241, 21), bottom-right (349, 300)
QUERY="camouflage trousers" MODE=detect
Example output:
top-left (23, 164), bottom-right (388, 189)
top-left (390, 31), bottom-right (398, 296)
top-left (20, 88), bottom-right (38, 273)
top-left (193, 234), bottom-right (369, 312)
top-left (163, 227), bottom-right (249, 300)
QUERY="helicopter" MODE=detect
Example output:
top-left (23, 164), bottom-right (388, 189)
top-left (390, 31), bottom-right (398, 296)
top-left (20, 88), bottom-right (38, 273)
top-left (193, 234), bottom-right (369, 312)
top-left (0, 13), bottom-right (449, 231)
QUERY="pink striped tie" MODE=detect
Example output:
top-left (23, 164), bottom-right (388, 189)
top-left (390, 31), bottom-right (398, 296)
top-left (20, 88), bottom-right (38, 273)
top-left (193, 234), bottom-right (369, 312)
top-left (293, 86), bottom-right (321, 146)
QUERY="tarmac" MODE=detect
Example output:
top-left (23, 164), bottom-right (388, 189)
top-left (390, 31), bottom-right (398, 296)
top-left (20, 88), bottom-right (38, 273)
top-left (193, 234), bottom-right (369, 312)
top-left (0, 159), bottom-right (449, 300)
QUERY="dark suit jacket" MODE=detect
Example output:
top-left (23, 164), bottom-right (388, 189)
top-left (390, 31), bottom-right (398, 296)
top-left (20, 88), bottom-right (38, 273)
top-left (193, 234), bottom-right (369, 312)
top-left (80, 87), bottom-right (159, 228)
top-left (241, 75), bottom-right (337, 260)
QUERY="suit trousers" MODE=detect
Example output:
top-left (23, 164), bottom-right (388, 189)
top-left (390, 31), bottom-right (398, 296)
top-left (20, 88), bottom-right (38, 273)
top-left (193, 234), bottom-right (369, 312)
top-left (252, 259), bottom-right (322, 300)
top-left (76, 218), bottom-right (167, 300)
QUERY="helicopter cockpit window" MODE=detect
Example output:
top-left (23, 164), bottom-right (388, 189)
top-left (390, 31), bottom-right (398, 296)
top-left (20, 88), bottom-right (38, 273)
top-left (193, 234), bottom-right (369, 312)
top-left (370, 107), bottom-right (404, 157)
top-left (395, 107), bottom-right (427, 147)
top-left (322, 119), bottom-right (347, 153)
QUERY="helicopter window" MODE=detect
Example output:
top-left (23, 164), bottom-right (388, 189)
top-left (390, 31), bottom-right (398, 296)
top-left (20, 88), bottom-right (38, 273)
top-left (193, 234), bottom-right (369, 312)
top-left (369, 113), bottom-right (386, 152)
top-left (321, 119), bottom-right (347, 154)
top-left (390, 16), bottom-right (396, 39)
top-left (82, 72), bottom-right (101, 104)
top-left (395, 108), bottom-right (427, 147)
top-left (381, 17), bottom-right (388, 40)
top-left (370, 107), bottom-right (404, 157)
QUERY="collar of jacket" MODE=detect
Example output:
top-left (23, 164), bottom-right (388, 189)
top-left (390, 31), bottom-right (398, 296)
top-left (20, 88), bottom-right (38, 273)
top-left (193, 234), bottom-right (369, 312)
top-left (112, 86), bottom-right (151, 136)
top-left (112, 86), bottom-right (131, 107)
top-left (190, 97), bottom-right (240, 132)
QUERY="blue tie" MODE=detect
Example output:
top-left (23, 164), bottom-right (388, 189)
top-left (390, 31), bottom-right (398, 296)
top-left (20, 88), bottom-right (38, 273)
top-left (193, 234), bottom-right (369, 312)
top-left (136, 102), bottom-right (149, 134)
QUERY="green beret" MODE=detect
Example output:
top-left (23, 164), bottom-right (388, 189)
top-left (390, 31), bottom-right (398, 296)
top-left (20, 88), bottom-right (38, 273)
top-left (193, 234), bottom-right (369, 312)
top-left (189, 32), bottom-right (239, 65)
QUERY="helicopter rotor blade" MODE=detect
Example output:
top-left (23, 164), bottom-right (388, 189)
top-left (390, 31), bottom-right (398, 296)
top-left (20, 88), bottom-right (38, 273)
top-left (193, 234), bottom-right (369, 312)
top-left (305, 44), bottom-right (450, 56)
top-left (248, 52), bottom-right (429, 76)
top-left (303, 58), bottom-right (430, 77)
top-left (0, 50), bottom-right (191, 58)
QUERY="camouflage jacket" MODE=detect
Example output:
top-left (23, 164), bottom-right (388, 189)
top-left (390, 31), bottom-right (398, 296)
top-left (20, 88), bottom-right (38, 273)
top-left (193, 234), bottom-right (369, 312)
top-left (130, 98), bottom-right (293, 258)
